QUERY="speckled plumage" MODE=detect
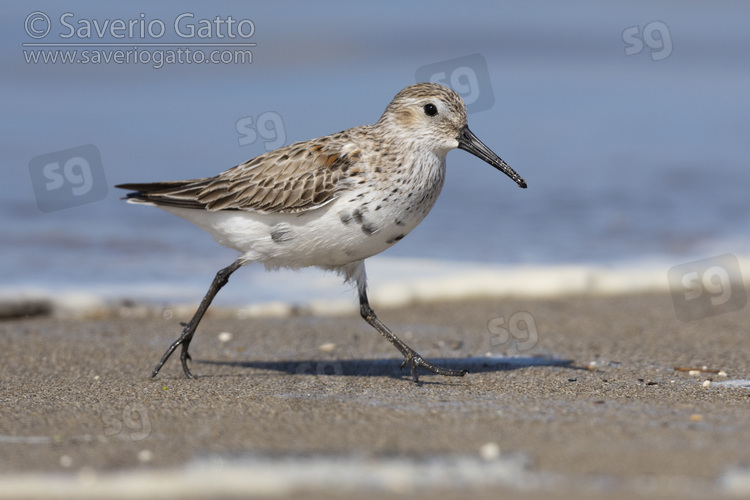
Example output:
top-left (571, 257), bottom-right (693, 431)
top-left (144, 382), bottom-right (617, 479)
top-left (117, 82), bottom-right (526, 382)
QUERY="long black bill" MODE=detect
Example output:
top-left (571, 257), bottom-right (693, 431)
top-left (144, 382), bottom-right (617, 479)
top-left (457, 125), bottom-right (527, 189)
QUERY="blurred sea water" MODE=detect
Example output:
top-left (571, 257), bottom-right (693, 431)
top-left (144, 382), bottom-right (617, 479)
top-left (2, 1), bottom-right (749, 307)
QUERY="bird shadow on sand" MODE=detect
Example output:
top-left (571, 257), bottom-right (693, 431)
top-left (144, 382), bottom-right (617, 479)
top-left (192, 355), bottom-right (578, 382)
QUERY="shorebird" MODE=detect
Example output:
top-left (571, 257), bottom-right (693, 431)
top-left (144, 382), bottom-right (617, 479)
top-left (117, 82), bottom-right (526, 382)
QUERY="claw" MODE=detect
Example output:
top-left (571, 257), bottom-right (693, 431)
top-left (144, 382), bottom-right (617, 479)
top-left (180, 360), bottom-right (194, 379)
top-left (400, 351), bottom-right (467, 383)
top-left (180, 345), bottom-right (194, 378)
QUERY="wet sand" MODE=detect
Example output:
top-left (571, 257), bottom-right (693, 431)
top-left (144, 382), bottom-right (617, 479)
top-left (1, 292), bottom-right (749, 498)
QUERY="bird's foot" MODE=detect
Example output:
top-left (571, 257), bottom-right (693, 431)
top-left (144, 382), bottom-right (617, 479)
top-left (151, 322), bottom-right (196, 379)
top-left (400, 351), bottom-right (467, 383)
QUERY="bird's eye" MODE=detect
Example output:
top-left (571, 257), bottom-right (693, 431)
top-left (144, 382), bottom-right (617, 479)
top-left (423, 103), bottom-right (438, 116)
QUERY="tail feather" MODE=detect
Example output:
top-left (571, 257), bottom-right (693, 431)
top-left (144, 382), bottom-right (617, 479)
top-left (115, 180), bottom-right (213, 209)
top-left (115, 181), bottom-right (195, 192)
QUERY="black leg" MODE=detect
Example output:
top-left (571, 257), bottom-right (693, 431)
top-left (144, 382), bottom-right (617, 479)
top-left (151, 259), bottom-right (243, 379)
top-left (358, 288), bottom-right (467, 383)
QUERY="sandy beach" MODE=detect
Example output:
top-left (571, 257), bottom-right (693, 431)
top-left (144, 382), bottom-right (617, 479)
top-left (1, 292), bottom-right (749, 499)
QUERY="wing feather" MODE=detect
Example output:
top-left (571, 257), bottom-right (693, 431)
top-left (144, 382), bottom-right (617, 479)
top-left (115, 129), bottom-right (367, 213)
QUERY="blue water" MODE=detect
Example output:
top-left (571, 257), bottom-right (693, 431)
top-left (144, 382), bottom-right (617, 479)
top-left (3, 1), bottom-right (750, 305)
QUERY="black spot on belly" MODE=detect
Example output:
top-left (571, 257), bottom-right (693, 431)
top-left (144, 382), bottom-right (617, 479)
top-left (271, 224), bottom-right (294, 244)
top-left (395, 219), bottom-right (406, 226)
top-left (386, 234), bottom-right (405, 244)
top-left (340, 212), bottom-right (352, 225)
top-left (352, 208), bottom-right (364, 224)
top-left (361, 222), bottom-right (378, 236)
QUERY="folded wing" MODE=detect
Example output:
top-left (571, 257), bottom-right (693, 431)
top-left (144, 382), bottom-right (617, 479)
top-left (116, 137), bottom-right (362, 214)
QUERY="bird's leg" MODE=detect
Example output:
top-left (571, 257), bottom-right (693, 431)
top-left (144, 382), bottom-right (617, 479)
top-left (357, 287), bottom-right (467, 383)
top-left (151, 259), bottom-right (243, 379)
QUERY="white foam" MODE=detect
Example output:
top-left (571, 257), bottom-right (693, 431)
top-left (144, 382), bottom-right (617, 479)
top-left (235, 301), bottom-right (294, 318)
top-left (367, 258), bottom-right (667, 305)
top-left (0, 454), bottom-right (537, 499)
top-left (717, 466), bottom-right (750, 495)
top-left (4, 254), bottom-right (750, 316)
top-left (308, 298), bottom-right (358, 316)
top-left (365, 253), bottom-right (750, 305)
top-left (709, 379), bottom-right (750, 388)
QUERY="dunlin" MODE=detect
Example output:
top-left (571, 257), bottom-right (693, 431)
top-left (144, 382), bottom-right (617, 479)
top-left (117, 82), bottom-right (526, 382)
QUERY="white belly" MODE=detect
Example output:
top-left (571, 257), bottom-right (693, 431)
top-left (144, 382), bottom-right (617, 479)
top-left (160, 174), bottom-right (442, 268)
top-left (161, 155), bottom-right (447, 269)
top-left (161, 187), bottom-right (435, 269)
